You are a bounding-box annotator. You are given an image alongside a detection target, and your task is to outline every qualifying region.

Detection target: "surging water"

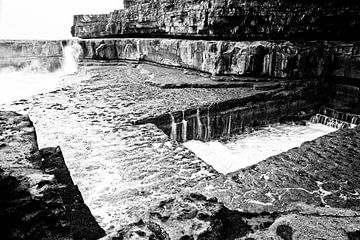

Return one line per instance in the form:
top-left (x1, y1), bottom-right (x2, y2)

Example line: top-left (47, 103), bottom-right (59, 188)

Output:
top-left (183, 123), bottom-right (335, 174)
top-left (169, 112), bottom-right (177, 140)
top-left (181, 110), bottom-right (187, 142)
top-left (310, 114), bottom-right (357, 129)
top-left (0, 42), bottom-right (83, 104)
top-left (61, 42), bottom-right (82, 74)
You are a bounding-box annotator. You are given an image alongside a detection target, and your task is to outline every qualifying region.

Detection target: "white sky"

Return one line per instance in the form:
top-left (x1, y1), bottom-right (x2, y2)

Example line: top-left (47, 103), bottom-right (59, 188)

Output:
top-left (0, 0), bottom-right (123, 39)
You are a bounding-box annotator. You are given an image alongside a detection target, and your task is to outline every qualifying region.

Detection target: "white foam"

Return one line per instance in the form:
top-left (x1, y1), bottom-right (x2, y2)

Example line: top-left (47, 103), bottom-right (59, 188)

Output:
top-left (0, 42), bottom-right (83, 104)
top-left (183, 123), bottom-right (335, 174)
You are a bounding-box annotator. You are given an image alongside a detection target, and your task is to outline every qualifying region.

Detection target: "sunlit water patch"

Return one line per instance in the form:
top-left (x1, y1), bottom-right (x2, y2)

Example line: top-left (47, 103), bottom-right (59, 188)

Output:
top-left (183, 123), bottom-right (336, 174)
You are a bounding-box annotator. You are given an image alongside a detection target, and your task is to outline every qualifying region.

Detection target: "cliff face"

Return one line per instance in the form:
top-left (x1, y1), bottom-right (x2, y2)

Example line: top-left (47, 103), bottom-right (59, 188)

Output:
top-left (72, 0), bottom-right (360, 40)
top-left (70, 0), bottom-right (360, 115)
top-left (78, 39), bottom-right (360, 80)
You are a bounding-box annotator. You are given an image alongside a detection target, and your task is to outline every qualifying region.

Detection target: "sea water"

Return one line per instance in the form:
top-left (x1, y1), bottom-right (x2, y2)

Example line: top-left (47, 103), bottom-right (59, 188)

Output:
top-left (0, 43), bottom-right (82, 104)
top-left (183, 123), bottom-right (336, 174)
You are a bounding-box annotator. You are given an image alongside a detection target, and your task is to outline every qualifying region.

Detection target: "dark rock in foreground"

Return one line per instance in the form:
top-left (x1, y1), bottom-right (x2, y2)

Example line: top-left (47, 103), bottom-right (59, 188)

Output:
top-left (0, 111), bottom-right (105, 240)
top-left (104, 193), bottom-right (275, 240)
top-left (103, 193), bottom-right (360, 240)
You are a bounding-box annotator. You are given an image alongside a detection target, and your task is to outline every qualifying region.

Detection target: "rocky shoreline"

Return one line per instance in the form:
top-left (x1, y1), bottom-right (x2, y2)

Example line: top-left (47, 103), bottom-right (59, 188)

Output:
top-left (1, 0), bottom-right (360, 239)
top-left (1, 64), bottom-right (360, 239)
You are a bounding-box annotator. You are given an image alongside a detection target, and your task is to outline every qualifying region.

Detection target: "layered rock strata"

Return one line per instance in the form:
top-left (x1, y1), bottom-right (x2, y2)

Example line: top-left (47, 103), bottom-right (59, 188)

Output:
top-left (78, 38), bottom-right (360, 114)
top-left (0, 111), bottom-right (105, 239)
top-left (73, 0), bottom-right (360, 40)
top-left (78, 38), bottom-right (360, 79)
top-left (135, 79), bottom-right (325, 142)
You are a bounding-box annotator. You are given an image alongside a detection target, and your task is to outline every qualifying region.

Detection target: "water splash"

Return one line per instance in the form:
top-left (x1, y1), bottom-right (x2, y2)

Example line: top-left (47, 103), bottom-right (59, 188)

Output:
top-left (206, 106), bottom-right (211, 141)
top-left (310, 114), bottom-right (356, 129)
top-left (351, 116), bottom-right (358, 125)
top-left (169, 112), bottom-right (177, 140)
top-left (181, 110), bottom-right (187, 142)
top-left (196, 108), bottom-right (203, 139)
top-left (320, 107), bottom-right (359, 125)
top-left (61, 41), bottom-right (82, 74)
top-left (0, 40), bottom-right (85, 104)
top-left (227, 112), bottom-right (232, 136)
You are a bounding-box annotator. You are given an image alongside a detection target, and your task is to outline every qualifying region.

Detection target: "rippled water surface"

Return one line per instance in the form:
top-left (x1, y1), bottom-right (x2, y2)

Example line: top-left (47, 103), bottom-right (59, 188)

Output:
top-left (183, 123), bottom-right (336, 174)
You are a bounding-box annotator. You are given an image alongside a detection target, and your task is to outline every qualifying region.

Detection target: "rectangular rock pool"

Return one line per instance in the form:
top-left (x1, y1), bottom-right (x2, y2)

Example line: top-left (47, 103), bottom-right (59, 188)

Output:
top-left (183, 123), bottom-right (336, 174)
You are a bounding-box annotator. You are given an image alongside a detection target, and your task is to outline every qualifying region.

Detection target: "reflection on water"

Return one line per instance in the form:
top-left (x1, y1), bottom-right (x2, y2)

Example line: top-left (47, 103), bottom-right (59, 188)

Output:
top-left (183, 123), bottom-right (335, 174)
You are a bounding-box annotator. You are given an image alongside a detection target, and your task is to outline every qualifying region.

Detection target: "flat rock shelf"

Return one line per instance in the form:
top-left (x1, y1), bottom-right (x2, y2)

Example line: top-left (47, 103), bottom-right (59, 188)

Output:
top-left (1, 64), bottom-right (360, 240)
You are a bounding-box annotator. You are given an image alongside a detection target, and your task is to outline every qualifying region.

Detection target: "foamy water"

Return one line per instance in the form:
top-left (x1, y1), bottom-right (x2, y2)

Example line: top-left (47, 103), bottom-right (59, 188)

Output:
top-left (0, 44), bottom-right (83, 104)
top-left (183, 123), bottom-right (336, 174)
top-left (0, 72), bottom-right (69, 104)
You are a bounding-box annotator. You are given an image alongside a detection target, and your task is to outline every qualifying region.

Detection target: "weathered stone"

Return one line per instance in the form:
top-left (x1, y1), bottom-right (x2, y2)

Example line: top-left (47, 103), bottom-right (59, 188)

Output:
top-left (72, 0), bottom-right (360, 41)
top-left (136, 76), bottom-right (326, 142)
top-left (105, 193), bottom-right (276, 240)
top-left (77, 38), bottom-right (360, 80)
top-left (0, 111), bottom-right (105, 240)
top-left (40, 147), bottom-right (106, 240)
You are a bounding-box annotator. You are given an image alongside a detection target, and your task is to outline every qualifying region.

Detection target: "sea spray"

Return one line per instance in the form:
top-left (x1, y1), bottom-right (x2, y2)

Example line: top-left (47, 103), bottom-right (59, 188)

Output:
top-left (0, 40), bottom-right (84, 104)
top-left (181, 110), bottom-right (187, 142)
top-left (227, 112), bottom-right (232, 136)
top-left (61, 41), bottom-right (82, 74)
top-left (310, 113), bottom-right (355, 129)
top-left (196, 108), bottom-right (203, 139)
top-left (169, 112), bottom-right (177, 140)
top-left (206, 106), bottom-right (211, 141)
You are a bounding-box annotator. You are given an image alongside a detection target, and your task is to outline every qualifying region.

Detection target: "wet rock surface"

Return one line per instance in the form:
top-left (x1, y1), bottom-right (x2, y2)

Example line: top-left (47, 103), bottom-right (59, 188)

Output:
top-left (78, 38), bottom-right (360, 79)
top-left (103, 193), bottom-right (360, 240)
top-left (139, 64), bottom-right (282, 90)
top-left (104, 193), bottom-right (278, 240)
top-left (1, 65), bottom-right (261, 232)
top-left (192, 125), bottom-right (360, 214)
top-left (1, 65), bottom-right (360, 239)
top-left (0, 111), bottom-right (105, 239)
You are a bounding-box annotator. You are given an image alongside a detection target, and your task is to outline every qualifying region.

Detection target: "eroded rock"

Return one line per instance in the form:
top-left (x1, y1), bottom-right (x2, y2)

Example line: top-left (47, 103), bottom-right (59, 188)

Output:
top-left (73, 0), bottom-right (360, 41)
top-left (0, 111), bottom-right (105, 240)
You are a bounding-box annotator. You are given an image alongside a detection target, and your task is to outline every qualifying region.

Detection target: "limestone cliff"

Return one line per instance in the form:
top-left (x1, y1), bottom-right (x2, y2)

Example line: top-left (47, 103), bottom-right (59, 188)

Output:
top-left (78, 39), bottom-right (360, 80)
top-left (72, 0), bottom-right (360, 40)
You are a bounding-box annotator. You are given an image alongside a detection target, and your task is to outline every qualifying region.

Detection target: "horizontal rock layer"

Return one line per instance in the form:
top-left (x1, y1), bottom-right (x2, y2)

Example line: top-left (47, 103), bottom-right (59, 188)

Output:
top-left (72, 0), bottom-right (360, 40)
top-left (78, 38), bottom-right (360, 79)
top-left (136, 80), bottom-right (325, 142)
top-left (0, 111), bottom-right (105, 240)
top-left (2, 39), bottom-right (360, 80)
top-left (1, 39), bottom-right (359, 113)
